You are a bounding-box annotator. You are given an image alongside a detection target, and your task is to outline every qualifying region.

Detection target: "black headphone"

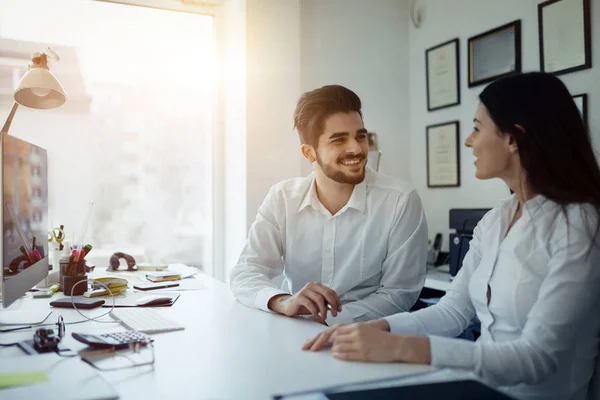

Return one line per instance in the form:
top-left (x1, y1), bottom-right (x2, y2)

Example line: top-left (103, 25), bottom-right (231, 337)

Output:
top-left (107, 252), bottom-right (137, 271)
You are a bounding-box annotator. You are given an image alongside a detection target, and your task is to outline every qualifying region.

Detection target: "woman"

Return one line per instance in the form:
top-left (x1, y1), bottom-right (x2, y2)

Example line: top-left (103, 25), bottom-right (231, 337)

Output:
top-left (303, 72), bottom-right (600, 400)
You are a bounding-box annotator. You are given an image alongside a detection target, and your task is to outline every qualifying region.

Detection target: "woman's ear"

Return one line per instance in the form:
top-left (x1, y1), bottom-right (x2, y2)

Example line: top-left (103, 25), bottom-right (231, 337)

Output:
top-left (507, 124), bottom-right (525, 154)
top-left (301, 144), bottom-right (316, 163)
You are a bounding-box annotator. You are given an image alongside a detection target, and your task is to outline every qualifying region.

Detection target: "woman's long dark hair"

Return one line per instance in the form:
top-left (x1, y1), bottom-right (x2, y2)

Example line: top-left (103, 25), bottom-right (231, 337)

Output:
top-left (480, 72), bottom-right (600, 243)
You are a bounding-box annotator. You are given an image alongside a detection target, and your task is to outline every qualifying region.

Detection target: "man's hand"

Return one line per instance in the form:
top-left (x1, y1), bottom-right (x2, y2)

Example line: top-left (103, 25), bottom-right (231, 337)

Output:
top-left (267, 282), bottom-right (341, 319)
top-left (302, 319), bottom-right (390, 352)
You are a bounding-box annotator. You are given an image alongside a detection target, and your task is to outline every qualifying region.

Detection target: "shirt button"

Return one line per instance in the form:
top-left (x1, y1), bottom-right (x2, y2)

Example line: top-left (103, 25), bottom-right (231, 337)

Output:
top-left (325, 248), bottom-right (331, 253)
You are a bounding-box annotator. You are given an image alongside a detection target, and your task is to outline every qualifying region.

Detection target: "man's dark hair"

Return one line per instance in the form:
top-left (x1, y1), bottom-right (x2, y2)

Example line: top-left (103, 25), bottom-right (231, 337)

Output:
top-left (293, 85), bottom-right (362, 148)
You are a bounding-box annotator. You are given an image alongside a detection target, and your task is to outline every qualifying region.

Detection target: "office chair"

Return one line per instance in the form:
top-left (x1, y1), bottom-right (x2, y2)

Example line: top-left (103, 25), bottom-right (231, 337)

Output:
top-left (589, 344), bottom-right (600, 399)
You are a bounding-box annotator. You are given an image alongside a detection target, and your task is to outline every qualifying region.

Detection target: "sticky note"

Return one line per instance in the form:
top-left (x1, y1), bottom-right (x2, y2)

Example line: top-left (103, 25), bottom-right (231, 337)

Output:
top-left (0, 371), bottom-right (48, 388)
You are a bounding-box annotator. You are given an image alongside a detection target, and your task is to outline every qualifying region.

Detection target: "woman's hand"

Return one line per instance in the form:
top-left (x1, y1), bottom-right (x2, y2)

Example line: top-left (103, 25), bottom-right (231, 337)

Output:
top-left (302, 319), bottom-right (390, 352)
top-left (302, 323), bottom-right (346, 351)
top-left (329, 324), bottom-right (432, 364)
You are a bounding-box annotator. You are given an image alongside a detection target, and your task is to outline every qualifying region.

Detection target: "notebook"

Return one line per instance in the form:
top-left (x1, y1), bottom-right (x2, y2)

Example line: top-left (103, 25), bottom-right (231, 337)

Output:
top-left (326, 380), bottom-right (511, 400)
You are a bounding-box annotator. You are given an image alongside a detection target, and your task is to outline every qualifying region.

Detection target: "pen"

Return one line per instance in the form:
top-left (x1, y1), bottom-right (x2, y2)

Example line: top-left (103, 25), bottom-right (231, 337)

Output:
top-left (326, 302), bottom-right (342, 312)
top-left (82, 244), bottom-right (93, 257)
top-left (32, 249), bottom-right (42, 262)
top-left (75, 203), bottom-right (94, 262)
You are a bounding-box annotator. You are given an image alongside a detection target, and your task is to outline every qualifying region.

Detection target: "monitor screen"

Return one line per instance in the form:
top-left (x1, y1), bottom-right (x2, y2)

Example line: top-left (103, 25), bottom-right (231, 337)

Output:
top-left (2, 134), bottom-right (49, 307)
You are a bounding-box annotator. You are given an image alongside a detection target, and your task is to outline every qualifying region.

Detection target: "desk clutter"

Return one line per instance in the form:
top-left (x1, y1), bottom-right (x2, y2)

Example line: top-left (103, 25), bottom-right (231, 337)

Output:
top-left (0, 261), bottom-right (195, 398)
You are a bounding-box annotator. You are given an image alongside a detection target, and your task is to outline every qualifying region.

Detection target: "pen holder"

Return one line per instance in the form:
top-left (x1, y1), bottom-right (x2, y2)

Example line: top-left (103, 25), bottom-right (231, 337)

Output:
top-left (62, 274), bottom-right (88, 296)
top-left (59, 259), bottom-right (86, 292)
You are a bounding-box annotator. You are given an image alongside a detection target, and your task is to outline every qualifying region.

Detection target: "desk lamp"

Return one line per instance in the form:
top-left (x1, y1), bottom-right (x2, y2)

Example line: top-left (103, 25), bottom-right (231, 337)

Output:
top-left (0, 48), bottom-right (67, 143)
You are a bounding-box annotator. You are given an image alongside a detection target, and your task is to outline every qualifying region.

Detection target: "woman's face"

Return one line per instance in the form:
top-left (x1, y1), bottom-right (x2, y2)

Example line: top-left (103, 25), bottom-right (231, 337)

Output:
top-left (464, 103), bottom-right (516, 180)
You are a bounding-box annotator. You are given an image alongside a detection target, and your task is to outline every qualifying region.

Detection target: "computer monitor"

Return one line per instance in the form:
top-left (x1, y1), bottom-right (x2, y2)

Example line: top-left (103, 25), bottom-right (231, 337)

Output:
top-left (1, 134), bottom-right (49, 308)
top-left (448, 208), bottom-right (490, 277)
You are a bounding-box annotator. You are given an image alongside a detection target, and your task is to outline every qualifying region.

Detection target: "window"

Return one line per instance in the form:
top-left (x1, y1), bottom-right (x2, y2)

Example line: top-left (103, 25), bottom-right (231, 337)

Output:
top-left (0, 0), bottom-right (216, 272)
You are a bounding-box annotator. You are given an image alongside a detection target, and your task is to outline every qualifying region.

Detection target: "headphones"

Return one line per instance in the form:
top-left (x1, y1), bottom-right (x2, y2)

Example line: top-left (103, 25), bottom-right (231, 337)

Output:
top-left (107, 252), bottom-right (137, 271)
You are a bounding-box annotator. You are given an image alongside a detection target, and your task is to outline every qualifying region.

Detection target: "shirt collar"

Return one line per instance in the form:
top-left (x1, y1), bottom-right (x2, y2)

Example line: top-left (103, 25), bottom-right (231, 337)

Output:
top-left (345, 176), bottom-right (367, 213)
top-left (298, 176), bottom-right (320, 213)
top-left (507, 193), bottom-right (551, 218)
top-left (297, 171), bottom-right (369, 215)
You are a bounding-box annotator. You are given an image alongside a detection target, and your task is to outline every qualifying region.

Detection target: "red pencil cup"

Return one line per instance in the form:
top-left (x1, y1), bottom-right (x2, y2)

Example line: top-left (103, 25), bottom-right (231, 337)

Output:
top-left (59, 259), bottom-right (86, 292)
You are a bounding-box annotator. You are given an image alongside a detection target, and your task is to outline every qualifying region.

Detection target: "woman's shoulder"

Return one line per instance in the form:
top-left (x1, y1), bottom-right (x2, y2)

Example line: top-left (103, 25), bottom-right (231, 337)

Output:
top-left (539, 200), bottom-right (600, 249)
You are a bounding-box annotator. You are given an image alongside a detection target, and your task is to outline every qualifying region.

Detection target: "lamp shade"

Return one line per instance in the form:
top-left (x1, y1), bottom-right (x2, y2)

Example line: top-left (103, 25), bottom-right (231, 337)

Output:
top-left (14, 67), bottom-right (66, 109)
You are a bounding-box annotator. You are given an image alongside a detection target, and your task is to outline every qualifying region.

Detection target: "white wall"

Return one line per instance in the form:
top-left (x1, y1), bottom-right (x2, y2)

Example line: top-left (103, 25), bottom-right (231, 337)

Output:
top-left (245, 1), bottom-right (303, 230)
top-left (299, 0), bottom-right (412, 180)
top-left (409, 0), bottom-right (600, 250)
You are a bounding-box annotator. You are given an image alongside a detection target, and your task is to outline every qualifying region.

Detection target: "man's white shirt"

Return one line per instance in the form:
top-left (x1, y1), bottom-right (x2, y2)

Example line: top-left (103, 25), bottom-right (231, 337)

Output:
top-left (230, 167), bottom-right (428, 324)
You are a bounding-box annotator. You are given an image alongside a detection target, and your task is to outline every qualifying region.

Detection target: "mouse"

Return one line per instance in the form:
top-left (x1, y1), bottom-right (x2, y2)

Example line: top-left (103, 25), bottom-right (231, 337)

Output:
top-left (135, 295), bottom-right (172, 307)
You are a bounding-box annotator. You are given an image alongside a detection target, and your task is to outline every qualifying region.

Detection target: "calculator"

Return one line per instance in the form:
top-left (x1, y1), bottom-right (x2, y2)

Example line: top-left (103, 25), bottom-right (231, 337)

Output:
top-left (72, 331), bottom-right (153, 349)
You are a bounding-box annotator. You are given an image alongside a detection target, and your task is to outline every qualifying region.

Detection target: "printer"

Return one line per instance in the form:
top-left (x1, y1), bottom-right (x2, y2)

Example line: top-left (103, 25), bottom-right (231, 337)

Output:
top-left (449, 208), bottom-right (491, 277)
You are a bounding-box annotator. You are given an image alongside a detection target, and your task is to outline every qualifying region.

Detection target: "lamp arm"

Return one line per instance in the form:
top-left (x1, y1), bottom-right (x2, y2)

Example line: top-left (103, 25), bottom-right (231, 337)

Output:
top-left (0, 102), bottom-right (19, 143)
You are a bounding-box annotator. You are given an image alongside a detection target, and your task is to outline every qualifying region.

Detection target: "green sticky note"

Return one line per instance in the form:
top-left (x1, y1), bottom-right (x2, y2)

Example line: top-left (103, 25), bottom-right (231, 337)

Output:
top-left (0, 371), bottom-right (48, 388)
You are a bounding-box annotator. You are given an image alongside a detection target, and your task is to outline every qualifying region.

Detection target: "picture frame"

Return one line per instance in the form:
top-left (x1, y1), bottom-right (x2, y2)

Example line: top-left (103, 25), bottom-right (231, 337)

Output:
top-left (573, 93), bottom-right (588, 129)
top-left (539, 0), bottom-right (592, 76)
top-left (468, 20), bottom-right (521, 87)
top-left (426, 38), bottom-right (460, 111)
top-left (426, 121), bottom-right (460, 188)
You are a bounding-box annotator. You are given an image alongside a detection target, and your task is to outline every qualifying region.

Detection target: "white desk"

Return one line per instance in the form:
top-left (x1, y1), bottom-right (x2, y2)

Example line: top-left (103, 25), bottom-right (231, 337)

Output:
top-left (1, 271), bottom-right (437, 400)
top-left (424, 264), bottom-right (453, 292)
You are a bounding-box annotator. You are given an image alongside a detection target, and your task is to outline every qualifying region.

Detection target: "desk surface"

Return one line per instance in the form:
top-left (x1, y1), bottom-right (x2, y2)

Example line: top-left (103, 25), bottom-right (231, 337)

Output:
top-left (1, 271), bottom-right (434, 400)
top-left (424, 264), bottom-right (453, 292)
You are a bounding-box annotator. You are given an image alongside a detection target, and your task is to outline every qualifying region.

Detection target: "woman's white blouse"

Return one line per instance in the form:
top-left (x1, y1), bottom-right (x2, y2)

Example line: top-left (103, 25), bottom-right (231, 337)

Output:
top-left (385, 195), bottom-right (600, 400)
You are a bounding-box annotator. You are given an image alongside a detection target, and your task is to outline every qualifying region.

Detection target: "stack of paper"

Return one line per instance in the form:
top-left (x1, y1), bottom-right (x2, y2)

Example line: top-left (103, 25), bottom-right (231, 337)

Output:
top-left (146, 271), bottom-right (181, 283)
top-left (84, 276), bottom-right (128, 297)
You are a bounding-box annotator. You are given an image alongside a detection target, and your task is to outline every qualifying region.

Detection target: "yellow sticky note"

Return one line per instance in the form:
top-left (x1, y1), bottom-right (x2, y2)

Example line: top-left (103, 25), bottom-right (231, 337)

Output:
top-left (0, 371), bottom-right (48, 388)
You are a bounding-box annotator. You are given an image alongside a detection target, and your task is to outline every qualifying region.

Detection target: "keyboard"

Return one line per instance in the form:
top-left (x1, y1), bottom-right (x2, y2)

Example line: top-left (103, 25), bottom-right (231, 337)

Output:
top-left (110, 308), bottom-right (185, 334)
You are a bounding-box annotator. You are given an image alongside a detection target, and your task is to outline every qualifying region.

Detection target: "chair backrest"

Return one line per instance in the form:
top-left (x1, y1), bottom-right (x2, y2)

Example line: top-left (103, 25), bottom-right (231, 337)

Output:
top-left (589, 347), bottom-right (600, 399)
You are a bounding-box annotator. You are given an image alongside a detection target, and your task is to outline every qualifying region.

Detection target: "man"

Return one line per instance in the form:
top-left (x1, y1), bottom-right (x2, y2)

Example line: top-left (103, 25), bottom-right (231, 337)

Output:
top-left (230, 85), bottom-right (428, 325)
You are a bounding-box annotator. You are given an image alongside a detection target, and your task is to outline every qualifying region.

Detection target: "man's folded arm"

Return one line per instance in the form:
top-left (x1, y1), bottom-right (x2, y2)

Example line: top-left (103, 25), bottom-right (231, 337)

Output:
top-left (326, 190), bottom-right (428, 325)
top-left (230, 189), bottom-right (287, 312)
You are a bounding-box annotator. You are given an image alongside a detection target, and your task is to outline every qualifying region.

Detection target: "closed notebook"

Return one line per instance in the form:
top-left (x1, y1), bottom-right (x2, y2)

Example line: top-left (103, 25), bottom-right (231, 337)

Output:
top-left (323, 380), bottom-right (512, 400)
top-left (146, 271), bottom-right (181, 282)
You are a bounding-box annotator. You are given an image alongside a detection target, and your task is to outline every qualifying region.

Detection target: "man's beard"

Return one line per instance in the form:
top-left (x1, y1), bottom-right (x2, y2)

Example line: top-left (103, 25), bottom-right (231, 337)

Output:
top-left (315, 151), bottom-right (367, 185)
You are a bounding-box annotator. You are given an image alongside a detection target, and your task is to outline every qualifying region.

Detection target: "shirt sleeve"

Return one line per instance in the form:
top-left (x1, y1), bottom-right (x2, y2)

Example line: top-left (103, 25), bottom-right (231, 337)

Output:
top-left (326, 190), bottom-right (428, 325)
top-left (404, 208), bottom-right (600, 387)
top-left (384, 207), bottom-right (488, 336)
top-left (229, 187), bottom-right (288, 312)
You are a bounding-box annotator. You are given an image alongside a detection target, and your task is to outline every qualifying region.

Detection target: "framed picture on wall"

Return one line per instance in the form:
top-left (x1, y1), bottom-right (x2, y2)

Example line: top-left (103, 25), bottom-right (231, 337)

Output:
top-left (426, 121), bottom-right (460, 188)
top-left (426, 38), bottom-right (460, 111)
top-left (539, 0), bottom-right (592, 75)
top-left (573, 93), bottom-right (588, 129)
top-left (468, 20), bottom-right (521, 87)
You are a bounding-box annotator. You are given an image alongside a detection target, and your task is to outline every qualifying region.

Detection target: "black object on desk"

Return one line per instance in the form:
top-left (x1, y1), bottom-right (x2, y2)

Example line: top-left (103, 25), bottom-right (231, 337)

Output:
top-left (50, 297), bottom-right (105, 309)
top-left (324, 380), bottom-right (513, 400)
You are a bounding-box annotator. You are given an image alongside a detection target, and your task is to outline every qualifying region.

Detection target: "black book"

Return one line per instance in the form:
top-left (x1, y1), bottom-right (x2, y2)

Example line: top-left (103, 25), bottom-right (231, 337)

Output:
top-left (324, 380), bottom-right (513, 400)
